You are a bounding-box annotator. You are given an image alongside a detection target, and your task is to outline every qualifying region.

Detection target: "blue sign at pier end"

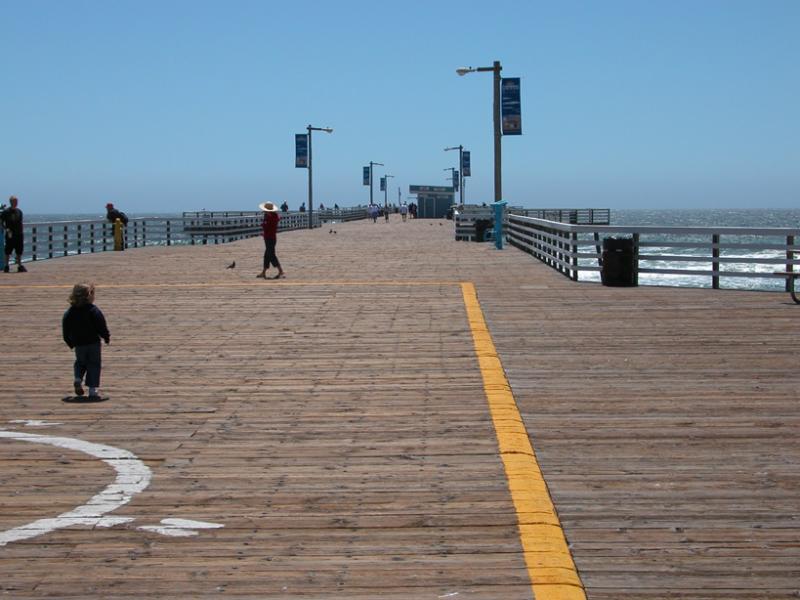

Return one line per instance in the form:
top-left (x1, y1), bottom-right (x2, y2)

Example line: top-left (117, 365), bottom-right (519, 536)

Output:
top-left (363, 166), bottom-right (370, 186)
top-left (501, 78), bottom-right (522, 135)
top-left (295, 134), bottom-right (308, 168)
top-left (461, 151), bottom-right (471, 177)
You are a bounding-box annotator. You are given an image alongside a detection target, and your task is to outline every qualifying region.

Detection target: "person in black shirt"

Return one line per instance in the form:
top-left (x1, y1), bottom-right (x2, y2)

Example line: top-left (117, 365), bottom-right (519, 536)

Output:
top-left (62, 282), bottom-right (111, 399)
top-left (1, 196), bottom-right (26, 273)
top-left (105, 202), bottom-right (128, 225)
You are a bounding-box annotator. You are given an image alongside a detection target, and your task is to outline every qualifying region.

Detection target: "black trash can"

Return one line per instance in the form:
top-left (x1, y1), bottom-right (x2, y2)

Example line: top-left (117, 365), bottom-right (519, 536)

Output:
top-left (474, 219), bottom-right (491, 242)
top-left (601, 237), bottom-right (636, 286)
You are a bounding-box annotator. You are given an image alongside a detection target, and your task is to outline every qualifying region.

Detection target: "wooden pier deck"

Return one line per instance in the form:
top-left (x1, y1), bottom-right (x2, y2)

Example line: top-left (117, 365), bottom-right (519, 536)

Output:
top-left (1, 216), bottom-right (798, 599)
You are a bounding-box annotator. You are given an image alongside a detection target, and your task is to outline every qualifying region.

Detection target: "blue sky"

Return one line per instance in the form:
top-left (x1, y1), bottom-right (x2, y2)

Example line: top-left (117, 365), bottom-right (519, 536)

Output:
top-left (1, 0), bottom-right (798, 214)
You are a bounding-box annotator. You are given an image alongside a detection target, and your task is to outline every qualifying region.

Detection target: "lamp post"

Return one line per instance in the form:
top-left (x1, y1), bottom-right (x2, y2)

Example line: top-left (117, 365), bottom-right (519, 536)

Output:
top-left (444, 145), bottom-right (465, 205)
top-left (306, 125), bottom-right (333, 229)
top-left (456, 61), bottom-right (502, 203)
top-left (369, 161), bottom-right (384, 206)
top-left (443, 167), bottom-right (457, 189)
top-left (383, 174), bottom-right (394, 208)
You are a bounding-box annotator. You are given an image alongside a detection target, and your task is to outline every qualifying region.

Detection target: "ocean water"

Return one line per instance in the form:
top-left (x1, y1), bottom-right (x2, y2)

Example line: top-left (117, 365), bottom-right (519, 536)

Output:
top-left (24, 213), bottom-right (182, 223)
top-left (612, 208), bottom-right (800, 229)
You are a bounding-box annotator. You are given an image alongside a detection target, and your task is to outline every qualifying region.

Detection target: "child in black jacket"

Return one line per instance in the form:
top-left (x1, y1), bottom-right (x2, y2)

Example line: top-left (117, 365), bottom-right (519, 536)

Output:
top-left (62, 283), bottom-right (110, 399)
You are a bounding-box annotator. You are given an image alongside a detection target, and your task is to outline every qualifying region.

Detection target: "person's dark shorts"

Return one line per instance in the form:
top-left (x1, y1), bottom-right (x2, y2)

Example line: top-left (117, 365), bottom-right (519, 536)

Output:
top-left (4, 234), bottom-right (23, 256)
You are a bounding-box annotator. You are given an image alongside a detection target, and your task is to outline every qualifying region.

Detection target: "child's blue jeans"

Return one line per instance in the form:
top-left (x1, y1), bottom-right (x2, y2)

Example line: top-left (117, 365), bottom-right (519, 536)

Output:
top-left (74, 342), bottom-right (102, 388)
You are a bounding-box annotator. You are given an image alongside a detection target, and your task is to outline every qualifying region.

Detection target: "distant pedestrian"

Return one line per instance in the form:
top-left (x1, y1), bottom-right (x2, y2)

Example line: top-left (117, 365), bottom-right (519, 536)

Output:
top-left (1, 196), bottom-right (26, 273)
top-left (400, 203), bottom-right (408, 222)
top-left (0, 200), bottom-right (5, 261)
top-left (384, 206), bottom-right (390, 222)
top-left (105, 202), bottom-right (129, 225)
top-left (369, 204), bottom-right (379, 223)
top-left (257, 201), bottom-right (285, 280)
top-left (105, 203), bottom-right (129, 250)
top-left (319, 203), bottom-right (325, 210)
top-left (62, 282), bottom-right (110, 400)
top-left (299, 202), bottom-right (306, 213)
top-left (280, 201), bottom-right (289, 212)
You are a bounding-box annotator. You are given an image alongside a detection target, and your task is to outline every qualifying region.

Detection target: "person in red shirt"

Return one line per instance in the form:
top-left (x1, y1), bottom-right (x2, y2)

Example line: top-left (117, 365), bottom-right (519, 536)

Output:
top-left (257, 201), bottom-right (285, 279)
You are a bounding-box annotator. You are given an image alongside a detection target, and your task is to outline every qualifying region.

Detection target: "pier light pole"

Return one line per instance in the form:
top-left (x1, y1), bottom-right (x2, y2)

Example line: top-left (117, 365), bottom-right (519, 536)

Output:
top-left (443, 167), bottom-right (456, 186)
top-left (307, 125), bottom-right (333, 229)
top-left (369, 161), bottom-right (384, 206)
top-left (456, 61), bottom-right (502, 203)
top-left (383, 174), bottom-right (394, 208)
top-left (444, 145), bottom-right (465, 205)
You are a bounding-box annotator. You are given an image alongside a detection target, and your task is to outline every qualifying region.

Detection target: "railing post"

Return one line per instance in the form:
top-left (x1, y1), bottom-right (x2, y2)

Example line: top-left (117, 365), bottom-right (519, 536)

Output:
top-left (48, 225), bottom-right (53, 258)
top-left (571, 231), bottom-right (579, 281)
top-left (594, 232), bottom-right (601, 270)
top-left (787, 235), bottom-right (795, 292)
top-left (712, 233), bottom-right (720, 289)
top-left (556, 230), bottom-right (562, 273)
top-left (90, 223), bottom-right (95, 253)
top-left (633, 233), bottom-right (640, 286)
top-left (31, 226), bottom-right (37, 261)
top-left (167, 220), bottom-right (172, 246)
top-left (63, 225), bottom-right (68, 256)
top-left (77, 224), bottom-right (82, 255)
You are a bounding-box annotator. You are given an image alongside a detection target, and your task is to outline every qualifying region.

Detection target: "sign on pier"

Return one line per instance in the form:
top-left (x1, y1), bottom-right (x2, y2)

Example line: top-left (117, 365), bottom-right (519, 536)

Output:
top-left (295, 134), bottom-right (308, 168)
top-left (501, 78), bottom-right (522, 135)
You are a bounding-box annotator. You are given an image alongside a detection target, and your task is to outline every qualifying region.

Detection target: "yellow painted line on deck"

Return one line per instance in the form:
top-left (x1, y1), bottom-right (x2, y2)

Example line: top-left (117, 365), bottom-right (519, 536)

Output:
top-left (461, 282), bottom-right (586, 600)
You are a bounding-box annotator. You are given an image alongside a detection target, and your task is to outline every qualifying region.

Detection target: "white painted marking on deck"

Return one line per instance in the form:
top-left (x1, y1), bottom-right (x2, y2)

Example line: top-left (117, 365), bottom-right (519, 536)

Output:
top-left (9, 420), bottom-right (63, 427)
top-left (138, 518), bottom-right (224, 537)
top-left (0, 429), bottom-right (152, 546)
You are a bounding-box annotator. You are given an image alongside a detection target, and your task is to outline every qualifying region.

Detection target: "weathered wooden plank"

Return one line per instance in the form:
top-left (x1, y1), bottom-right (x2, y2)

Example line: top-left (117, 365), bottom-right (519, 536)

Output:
top-left (1, 216), bottom-right (798, 598)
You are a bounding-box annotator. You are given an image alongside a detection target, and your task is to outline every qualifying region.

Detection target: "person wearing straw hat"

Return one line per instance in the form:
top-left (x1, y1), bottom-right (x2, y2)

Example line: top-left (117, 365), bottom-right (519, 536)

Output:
top-left (256, 201), bottom-right (285, 280)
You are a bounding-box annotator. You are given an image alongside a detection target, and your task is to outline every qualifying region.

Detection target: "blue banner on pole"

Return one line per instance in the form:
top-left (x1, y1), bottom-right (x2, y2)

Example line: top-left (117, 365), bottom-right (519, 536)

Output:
top-left (380, 176), bottom-right (386, 192)
top-left (501, 78), bottom-right (522, 135)
top-left (461, 151), bottom-right (471, 177)
top-left (295, 134), bottom-right (308, 168)
top-left (453, 170), bottom-right (459, 191)
top-left (363, 166), bottom-right (370, 186)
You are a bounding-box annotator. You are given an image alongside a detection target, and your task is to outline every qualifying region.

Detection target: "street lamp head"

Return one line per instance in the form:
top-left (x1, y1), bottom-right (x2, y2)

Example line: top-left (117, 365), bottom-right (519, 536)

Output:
top-left (456, 67), bottom-right (474, 76)
top-left (323, 128), bottom-right (333, 134)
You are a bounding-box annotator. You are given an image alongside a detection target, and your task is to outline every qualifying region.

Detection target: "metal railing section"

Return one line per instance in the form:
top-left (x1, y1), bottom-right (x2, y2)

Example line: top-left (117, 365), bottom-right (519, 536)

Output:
top-left (509, 207), bottom-right (611, 225)
top-left (507, 215), bottom-right (800, 290)
top-left (23, 209), bottom-right (369, 263)
top-left (455, 206), bottom-right (610, 241)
